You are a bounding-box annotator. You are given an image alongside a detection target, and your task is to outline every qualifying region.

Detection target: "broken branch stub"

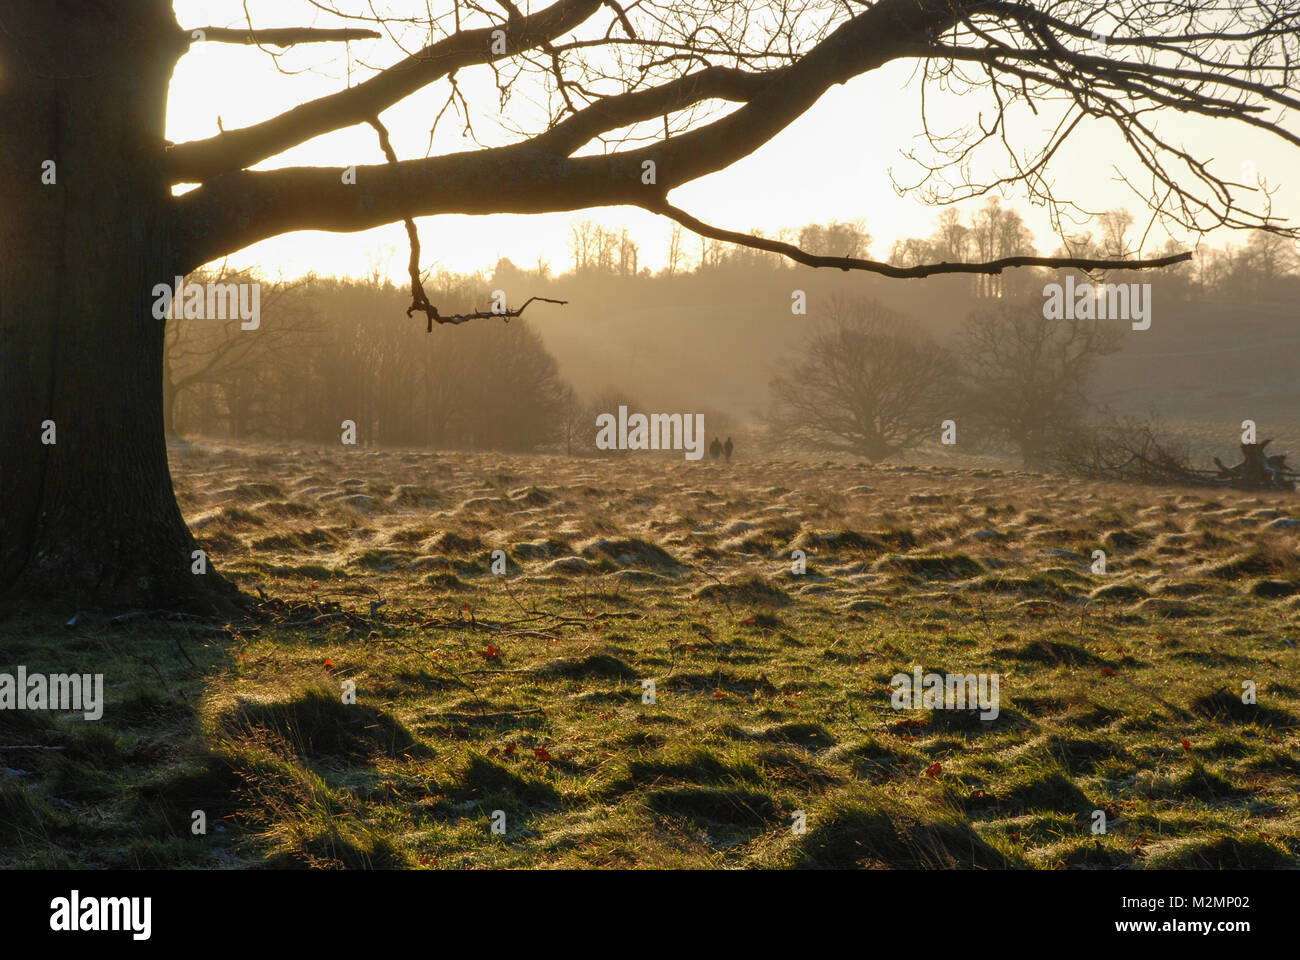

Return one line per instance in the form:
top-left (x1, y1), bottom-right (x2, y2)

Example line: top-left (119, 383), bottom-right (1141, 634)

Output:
top-left (366, 117), bottom-right (567, 330)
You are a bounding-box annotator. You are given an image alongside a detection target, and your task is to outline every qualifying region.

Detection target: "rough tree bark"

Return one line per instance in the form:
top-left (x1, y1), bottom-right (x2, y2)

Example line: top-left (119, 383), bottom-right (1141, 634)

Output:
top-left (0, 3), bottom-right (240, 613)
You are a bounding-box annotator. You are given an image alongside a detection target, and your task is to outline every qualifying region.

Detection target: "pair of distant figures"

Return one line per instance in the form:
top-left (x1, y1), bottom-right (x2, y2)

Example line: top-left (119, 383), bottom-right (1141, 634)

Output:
top-left (708, 437), bottom-right (734, 462)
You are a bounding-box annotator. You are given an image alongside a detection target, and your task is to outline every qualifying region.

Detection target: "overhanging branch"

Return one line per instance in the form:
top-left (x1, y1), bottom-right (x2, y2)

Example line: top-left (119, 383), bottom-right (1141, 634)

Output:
top-left (170, 0), bottom-right (1297, 275)
top-left (173, 0), bottom-right (956, 265)
top-left (186, 27), bottom-right (381, 46)
top-left (168, 0), bottom-right (606, 183)
top-left (645, 199), bottom-right (1194, 278)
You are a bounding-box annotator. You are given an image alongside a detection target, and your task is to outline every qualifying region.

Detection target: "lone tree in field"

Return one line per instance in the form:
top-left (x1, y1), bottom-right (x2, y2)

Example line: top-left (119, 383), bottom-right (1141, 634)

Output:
top-left (768, 297), bottom-right (959, 460)
top-left (4, 1), bottom-right (1300, 611)
top-left (961, 299), bottom-right (1122, 469)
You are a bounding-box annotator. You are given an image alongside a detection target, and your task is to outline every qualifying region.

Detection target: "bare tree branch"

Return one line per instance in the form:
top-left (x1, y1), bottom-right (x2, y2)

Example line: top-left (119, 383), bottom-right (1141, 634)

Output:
top-left (168, 0), bottom-right (607, 183)
top-left (168, 0), bottom-right (1300, 279)
top-left (430, 295), bottom-right (570, 326)
top-left (647, 200), bottom-right (1193, 278)
top-left (186, 26), bottom-right (381, 46)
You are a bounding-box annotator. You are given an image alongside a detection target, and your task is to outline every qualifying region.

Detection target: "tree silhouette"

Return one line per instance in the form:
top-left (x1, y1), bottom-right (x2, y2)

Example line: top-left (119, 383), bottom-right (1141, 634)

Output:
top-left (961, 300), bottom-right (1122, 468)
top-left (769, 297), bottom-right (960, 460)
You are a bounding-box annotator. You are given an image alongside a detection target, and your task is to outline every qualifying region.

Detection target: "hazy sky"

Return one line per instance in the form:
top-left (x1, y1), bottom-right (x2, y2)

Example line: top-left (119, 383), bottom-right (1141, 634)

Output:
top-left (169, 1), bottom-right (1300, 281)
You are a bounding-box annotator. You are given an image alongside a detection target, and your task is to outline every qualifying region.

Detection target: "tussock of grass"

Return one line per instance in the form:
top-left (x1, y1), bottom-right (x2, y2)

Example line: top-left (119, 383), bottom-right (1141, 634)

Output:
top-left (617, 748), bottom-right (760, 791)
top-left (1103, 529), bottom-right (1149, 550)
top-left (390, 485), bottom-right (441, 507)
top-left (1167, 762), bottom-right (1249, 801)
top-left (1205, 541), bottom-right (1299, 579)
top-left (580, 537), bottom-right (683, 570)
top-left (1134, 597), bottom-right (1201, 618)
top-left (998, 767), bottom-right (1093, 815)
top-left (874, 552), bottom-right (983, 579)
top-left (0, 783), bottom-right (69, 850)
top-left (1190, 688), bottom-right (1295, 727)
top-left (509, 486), bottom-right (554, 507)
top-left (644, 786), bottom-right (780, 828)
top-left (427, 531), bottom-right (484, 554)
top-left (823, 737), bottom-right (921, 781)
top-left (1144, 835), bottom-right (1293, 869)
top-left (538, 654), bottom-right (638, 681)
top-left (965, 573), bottom-right (1073, 599)
top-left (695, 574), bottom-right (792, 607)
top-left (511, 537), bottom-right (573, 560)
top-left (993, 637), bottom-right (1106, 667)
top-left (191, 505), bottom-right (265, 528)
top-left (439, 754), bottom-right (561, 812)
top-left (726, 722), bottom-right (837, 750)
top-left (255, 500), bottom-right (318, 519)
top-left (793, 529), bottom-right (879, 553)
top-left (1090, 582), bottom-right (1149, 601)
top-left (784, 790), bottom-right (1015, 869)
top-left (1033, 734), bottom-right (1131, 775)
top-left (1250, 578), bottom-right (1298, 597)
top-left (219, 689), bottom-right (432, 763)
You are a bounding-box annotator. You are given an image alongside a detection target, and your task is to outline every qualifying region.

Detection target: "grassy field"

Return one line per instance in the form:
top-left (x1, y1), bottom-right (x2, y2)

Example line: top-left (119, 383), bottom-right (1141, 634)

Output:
top-left (3, 439), bottom-right (1299, 869)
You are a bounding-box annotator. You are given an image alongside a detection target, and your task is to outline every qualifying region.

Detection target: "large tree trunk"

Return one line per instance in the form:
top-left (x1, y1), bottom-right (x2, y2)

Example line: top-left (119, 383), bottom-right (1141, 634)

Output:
top-left (0, 3), bottom-right (240, 614)
top-left (163, 377), bottom-right (180, 438)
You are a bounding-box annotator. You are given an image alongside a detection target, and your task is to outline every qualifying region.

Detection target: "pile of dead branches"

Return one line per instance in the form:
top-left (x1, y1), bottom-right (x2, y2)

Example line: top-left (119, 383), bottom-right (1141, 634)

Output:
top-left (1057, 419), bottom-right (1297, 491)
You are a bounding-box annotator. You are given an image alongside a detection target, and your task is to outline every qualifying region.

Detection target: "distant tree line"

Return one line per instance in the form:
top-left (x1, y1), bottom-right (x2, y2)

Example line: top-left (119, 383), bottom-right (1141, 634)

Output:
top-left (167, 268), bottom-right (571, 450)
top-left (167, 208), bottom-right (1298, 457)
top-left (763, 205), bottom-right (1300, 469)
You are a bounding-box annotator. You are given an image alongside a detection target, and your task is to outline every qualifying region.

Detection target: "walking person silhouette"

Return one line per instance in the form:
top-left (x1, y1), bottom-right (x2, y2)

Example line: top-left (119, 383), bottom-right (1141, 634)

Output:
top-left (709, 437), bottom-right (722, 460)
top-left (723, 437), bottom-right (734, 462)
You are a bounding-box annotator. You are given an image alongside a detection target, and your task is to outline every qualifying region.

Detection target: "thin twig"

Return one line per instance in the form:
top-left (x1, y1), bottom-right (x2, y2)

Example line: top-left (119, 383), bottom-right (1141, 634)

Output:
top-left (428, 708), bottom-right (545, 722)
